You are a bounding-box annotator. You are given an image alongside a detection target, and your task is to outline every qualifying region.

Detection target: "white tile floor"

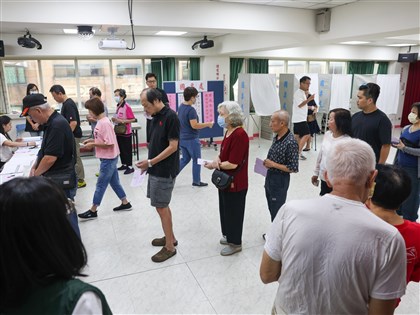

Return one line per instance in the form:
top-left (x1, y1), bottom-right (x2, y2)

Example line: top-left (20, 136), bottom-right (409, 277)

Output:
top-left (75, 135), bottom-right (419, 314)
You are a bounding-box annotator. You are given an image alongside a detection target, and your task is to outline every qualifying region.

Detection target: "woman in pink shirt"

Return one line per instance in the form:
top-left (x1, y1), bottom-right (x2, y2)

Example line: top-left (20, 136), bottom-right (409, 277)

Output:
top-left (112, 88), bottom-right (136, 174)
top-left (78, 98), bottom-right (132, 220)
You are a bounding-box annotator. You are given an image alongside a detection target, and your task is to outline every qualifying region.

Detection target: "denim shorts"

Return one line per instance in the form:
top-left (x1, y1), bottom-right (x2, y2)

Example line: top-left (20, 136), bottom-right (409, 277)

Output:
top-left (147, 174), bottom-right (176, 208)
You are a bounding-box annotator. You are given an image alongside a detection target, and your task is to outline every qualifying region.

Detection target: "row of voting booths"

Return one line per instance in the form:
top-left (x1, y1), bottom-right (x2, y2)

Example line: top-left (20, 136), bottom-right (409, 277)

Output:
top-left (237, 73), bottom-right (401, 141)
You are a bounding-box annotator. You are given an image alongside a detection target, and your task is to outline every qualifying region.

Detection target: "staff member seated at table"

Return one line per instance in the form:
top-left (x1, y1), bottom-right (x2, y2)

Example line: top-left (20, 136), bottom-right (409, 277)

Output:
top-left (0, 115), bottom-right (36, 171)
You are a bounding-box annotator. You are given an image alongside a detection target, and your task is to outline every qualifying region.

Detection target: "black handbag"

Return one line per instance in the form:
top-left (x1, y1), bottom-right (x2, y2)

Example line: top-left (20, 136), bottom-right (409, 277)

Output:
top-left (211, 169), bottom-right (234, 190)
top-left (211, 159), bottom-right (245, 190)
top-left (44, 169), bottom-right (77, 190)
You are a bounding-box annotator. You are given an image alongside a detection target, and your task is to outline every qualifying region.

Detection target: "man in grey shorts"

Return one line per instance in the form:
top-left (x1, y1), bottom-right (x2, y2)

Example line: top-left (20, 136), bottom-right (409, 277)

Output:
top-left (136, 88), bottom-right (180, 263)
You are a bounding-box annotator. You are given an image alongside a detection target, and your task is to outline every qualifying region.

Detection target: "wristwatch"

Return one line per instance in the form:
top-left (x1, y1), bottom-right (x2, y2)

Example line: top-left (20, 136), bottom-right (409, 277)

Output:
top-left (148, 159), bottom-right (152, 168)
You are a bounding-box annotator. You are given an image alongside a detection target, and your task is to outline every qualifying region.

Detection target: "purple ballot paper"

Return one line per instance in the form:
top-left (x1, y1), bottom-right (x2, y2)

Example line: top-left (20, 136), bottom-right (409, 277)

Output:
top-left (254, 158), bottom-right (267, 177)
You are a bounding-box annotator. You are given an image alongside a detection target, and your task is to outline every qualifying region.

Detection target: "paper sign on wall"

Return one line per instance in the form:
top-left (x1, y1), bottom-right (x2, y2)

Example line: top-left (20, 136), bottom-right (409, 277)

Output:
top-left (202, 91), bottom-right (215, 123)
top-left (167, 93), bottom-right (177, 111)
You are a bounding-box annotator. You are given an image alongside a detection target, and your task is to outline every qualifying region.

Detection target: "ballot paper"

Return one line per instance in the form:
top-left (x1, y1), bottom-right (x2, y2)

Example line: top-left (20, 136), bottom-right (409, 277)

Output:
top-left (131, 169), bottom-right (146, 187)
top-left (197, 158), bottom-right (213, 165)
top-left (254, 157), bottom-right (267, 177)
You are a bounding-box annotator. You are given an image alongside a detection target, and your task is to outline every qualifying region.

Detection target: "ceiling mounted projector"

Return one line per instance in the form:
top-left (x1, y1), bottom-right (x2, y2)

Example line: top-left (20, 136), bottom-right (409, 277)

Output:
top-left (98, 26), bottom-right (127, 50)
top-left (17, 30), bottom-right (42, 50)
top-left (98, 39), bottom-right (127, 50)
top-left (192, 36), bottom-right (214, 50)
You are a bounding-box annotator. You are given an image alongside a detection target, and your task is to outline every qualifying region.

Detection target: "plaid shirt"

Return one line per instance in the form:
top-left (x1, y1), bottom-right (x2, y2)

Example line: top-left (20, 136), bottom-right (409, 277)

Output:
top-left (266, 130), bottom-right (299, 174)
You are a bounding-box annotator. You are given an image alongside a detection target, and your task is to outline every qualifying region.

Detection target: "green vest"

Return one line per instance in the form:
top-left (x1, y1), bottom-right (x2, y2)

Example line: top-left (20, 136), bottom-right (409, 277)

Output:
top-left (6, 278), bottom-right (112, 315)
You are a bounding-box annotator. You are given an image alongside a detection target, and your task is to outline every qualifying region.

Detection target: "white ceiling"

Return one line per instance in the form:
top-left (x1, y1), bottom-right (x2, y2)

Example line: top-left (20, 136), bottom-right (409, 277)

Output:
top-left (0, 0), bottom-right (418, 56)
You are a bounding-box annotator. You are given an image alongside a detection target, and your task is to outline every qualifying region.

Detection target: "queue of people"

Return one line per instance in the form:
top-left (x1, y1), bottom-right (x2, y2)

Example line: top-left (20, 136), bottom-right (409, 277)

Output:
top-left (1, 77), bottom-right (419, 314)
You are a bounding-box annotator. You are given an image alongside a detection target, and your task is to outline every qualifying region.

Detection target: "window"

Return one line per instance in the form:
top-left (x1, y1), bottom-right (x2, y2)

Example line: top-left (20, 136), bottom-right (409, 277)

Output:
top-left (2, 60), bottom-right (40, 112)
top-left (178, 60), bottom-right (189, 80)
top-left (53, 64), bottom-right (76, 78)
top-left (328, 62), bottom-right (345, 74)
top-left (287, 60), bottom-right (306, 74)
top-left (112, 59), bottom-right (145, 107)
top-left (309, 61), bottom-right (327, 74)
top-left (269, 60), bottom-right (285, 91)
top-left (78, 60), bottom-right (111, 108)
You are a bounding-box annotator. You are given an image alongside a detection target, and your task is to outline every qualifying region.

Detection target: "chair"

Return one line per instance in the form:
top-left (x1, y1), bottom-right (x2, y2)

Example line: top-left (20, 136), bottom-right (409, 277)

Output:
top-left (16, 124), bottom-right (26, 137)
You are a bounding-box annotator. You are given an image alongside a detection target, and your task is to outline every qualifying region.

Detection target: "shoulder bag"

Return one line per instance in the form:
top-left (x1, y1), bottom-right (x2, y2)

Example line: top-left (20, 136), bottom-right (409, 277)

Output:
top-left (114, 123), bottom-right (127, 135)
top-left (211, 159), bottom-right (244, 190)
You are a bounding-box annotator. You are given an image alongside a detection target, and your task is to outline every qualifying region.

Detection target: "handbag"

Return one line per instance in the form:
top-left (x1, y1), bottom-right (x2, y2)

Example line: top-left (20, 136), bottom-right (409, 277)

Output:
top-left (114, 123), bottom-right (127, 135)
top-left (211, 159), bottom-right (245, 190)
top-left (44, 169), bottom-right (76, 190)
top-left (211, 169), bottom-right (234, 190)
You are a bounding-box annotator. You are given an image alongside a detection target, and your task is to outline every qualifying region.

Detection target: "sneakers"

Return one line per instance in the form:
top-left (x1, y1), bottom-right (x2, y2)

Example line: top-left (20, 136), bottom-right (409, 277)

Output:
top-left (117, 165), bottom-right (127, 171)
top-left (95, 172), bottom-right (99, 177)
top-left (220, 236), bottom-right (228, 245)
top-left (299, 154), bottom-right (307, 160)
top-left (113, 202), bottom-right (132, 211)
top-left (77, 180), bottom-right (87, 188)
top-left (192, 182), bottom-right (208, 187)
top-left (303, 148), bottom-right (310, 151)
top-left (152, 236), bottom-right (178, 247)
top-left (124, 167), bottom-right (134, 175)
top-left (220, 244), bottom-right (242, 256)
top-left (78, 209), bottom-right (97, 220)
top-left (151, 247), bottom-right (177, 263)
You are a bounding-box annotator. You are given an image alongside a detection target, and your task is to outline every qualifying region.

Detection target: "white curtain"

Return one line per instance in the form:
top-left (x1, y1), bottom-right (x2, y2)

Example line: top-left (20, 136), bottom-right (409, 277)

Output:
top-left (250, 74), bottom-right (280, 115)
top-left (330, 74), bottom-right (352, 110)
top-left (376, 74), bottom-right (400, 115)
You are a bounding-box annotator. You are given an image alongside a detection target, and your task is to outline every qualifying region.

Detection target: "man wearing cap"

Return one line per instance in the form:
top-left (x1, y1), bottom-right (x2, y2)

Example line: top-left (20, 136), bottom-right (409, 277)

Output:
top-left (22, 93), bottom-right (80, 238)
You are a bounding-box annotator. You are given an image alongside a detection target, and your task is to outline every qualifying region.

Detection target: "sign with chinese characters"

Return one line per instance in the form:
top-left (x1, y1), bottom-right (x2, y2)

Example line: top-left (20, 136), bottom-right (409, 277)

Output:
top-left (167, 93), bottom-right (177, 111)
top-left (175, 80), bottom-right (207, 93)
top-left (202, 91), bottom-right (215, 123)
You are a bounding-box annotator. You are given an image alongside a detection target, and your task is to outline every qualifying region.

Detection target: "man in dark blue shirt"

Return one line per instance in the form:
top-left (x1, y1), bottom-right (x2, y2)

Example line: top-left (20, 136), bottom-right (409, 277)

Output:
top-left (264, 110), bottom-right (299, 222)
top-left (178, 87), bottom-right (213, 187)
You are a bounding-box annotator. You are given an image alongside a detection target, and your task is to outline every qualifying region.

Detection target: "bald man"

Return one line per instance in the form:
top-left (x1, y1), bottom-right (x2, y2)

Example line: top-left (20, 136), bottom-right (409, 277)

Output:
top-left (263, 110), bottom-right (299, 222)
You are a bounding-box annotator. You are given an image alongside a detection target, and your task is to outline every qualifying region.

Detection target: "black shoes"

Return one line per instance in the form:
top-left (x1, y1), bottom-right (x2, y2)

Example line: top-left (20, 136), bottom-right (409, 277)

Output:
top-left (124, 167), bottom-right (134, 175)
top-left (78, 210), bottom-right (98, 220)
top-left (117, 165), bottom-right (128, 171)
top-left (113, 202), bottom-right (132, 211)
top-left (192, 182), bottom-right (208, 187)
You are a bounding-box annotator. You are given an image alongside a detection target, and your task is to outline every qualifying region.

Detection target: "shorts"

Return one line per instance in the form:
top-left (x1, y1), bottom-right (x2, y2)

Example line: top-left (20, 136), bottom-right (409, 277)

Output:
top-left (147, 174), bottom-right (176, 208)
top-left (293, 121), bottom-right (310, 138)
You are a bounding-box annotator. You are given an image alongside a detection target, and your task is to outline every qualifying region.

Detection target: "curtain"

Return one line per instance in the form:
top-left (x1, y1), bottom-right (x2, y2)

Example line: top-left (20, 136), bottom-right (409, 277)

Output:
top-left (377, 62), bottom-right (388, 74)
top-left (347, 61), bottom-right (374, 74)
top-left (230, 58), bottom-right (244, 101)
top-left (189, 58), bottom-right (200, 80)
top-left (151, 57), bottom-right (176, 88)
top-left (248, 58), bottom-right (269, 74)
top-left (401, 61), bottom-right (420, 127)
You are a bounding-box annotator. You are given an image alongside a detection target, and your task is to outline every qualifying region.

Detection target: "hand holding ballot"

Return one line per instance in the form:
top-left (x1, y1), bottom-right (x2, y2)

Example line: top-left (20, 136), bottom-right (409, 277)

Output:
top-left (254, 158), bottom-right (268, 177)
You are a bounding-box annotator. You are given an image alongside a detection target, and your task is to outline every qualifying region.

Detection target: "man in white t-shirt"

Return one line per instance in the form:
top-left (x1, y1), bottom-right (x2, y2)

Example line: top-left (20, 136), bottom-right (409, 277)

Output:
top-left (292, 76), bottom-right (313, 160)
top-left (260, 138), bottom-right (406, 315)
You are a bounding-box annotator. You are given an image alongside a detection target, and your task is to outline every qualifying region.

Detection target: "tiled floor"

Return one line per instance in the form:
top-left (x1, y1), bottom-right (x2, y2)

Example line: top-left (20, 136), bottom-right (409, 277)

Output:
top-left (75, 135), bottom-right (419, 314)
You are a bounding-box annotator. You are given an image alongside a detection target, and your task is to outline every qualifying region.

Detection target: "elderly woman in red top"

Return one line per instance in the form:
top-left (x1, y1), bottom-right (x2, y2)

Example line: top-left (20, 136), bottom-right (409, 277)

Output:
top-left (205, 101), bottom-right (249, 256)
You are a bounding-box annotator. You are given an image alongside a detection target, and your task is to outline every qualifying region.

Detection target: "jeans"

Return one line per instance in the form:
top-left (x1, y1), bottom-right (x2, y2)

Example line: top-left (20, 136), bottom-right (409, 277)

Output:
top-left (64, 186), bottom-right (80, 239)
top-left (179, 138), bottom-right (202, 184)
top-left (397, 165), bottom-right (419, 222)
top-left (93, 156), bottom-right (127, 206)
top-left (265, 171), bottom-right (290, 222)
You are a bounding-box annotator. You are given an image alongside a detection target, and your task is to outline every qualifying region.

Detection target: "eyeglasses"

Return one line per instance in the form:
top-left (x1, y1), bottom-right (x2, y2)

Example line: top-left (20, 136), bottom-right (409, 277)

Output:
top-left (146, 80), bottom-right (157, 83)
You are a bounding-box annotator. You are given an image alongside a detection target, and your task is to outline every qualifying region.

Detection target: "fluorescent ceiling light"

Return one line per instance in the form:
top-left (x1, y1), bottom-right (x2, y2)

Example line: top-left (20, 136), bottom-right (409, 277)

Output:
top-left (63, 29), bottom-right (77, 34)
top-left (63, 28), bottom-right (95, 35)
top-left (387, 43), bottom-right (416, 47)
top-left (340, 41), bottom-right (370, 45)
top-left (156, 31), bottom-right (187, 36)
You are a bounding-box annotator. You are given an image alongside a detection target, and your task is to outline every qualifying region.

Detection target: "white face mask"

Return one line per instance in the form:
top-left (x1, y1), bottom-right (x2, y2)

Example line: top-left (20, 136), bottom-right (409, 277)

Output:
top-left (114, 96), bottom-right (120, 103)
top-left (30, 90), bottom-right (38, 95)
top-left (408, 112), bottom-right (418, 124)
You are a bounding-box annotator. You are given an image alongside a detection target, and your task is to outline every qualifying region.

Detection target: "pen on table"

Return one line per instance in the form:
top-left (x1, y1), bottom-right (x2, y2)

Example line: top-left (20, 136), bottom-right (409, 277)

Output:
top-left (6, 174), bottom-right (16, 179)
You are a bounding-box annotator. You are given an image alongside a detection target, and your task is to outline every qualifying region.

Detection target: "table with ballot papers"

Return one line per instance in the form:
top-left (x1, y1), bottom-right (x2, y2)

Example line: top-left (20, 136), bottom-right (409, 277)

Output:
top-left (0, 136), bottom-right (42, 184)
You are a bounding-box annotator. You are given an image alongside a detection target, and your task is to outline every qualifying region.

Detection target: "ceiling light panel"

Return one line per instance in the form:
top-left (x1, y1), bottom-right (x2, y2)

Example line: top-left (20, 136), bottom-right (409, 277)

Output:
top-left (156, 31), bottom-right (187, 36)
